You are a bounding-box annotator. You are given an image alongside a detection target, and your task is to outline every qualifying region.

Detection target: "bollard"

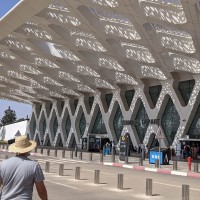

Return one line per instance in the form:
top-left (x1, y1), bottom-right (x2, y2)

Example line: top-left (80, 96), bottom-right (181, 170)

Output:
top-left (2, 145), bottom-right (4, 149)
top-left (112, 154), bottom-right (115, 163)
top-left (45, 162), bottom-right (50, 173)
top-left (94, 170), bottom-right (100, 184)
top-left (75, 146), bottom-right (78, 157)
top-left (54, 150), bottom-right (57, 157)
top-left (34, 148), bottom-right (37, 153)
top-left (59, 164), bottom-right (64, 176)
top-left (182, 184), bottom-right (189, 200)
top-left (89, 153), bottom-right (92, 161)
top-left (111, 147), bottom-right (116, 156)
top-left (79, 151), bottom-right (82, 160)
top-left (146, 178), bottom-right (152, 196)
top-left (6, 145), bottom-right (8, 150)
top-left (62, 150), bottom-right (65, 158)
top-left (173, 160), bottom-right (177, 170)
top-left (194, 163), bottom-right (198, 173)
top-left (117, 174), bottom-right (124, 190)
top-left (139, 158), bottom-right (143, 166)
top-left (103, 146), bottom-right (106, 156)
top-left (70, 151), bottom-right (73, 159)
top-left (155, 159), bottom-right (159, 168)
top-left (125, 156), bottom-right (128, 164)
top-left (5, 155), bottom-right (8, 159)
top-left (100, 153), bottom-right (103, 163)
top-left (75, 167), bottom-right (80, 180)
top-left (47, 149), bottom-right (50, 156)
top-left (40, 148), bottom-right (43, 154)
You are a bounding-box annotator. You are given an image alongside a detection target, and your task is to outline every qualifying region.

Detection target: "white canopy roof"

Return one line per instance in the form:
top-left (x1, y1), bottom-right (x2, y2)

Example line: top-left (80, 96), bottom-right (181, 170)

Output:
top-left (0, 0), bottom-right (199, 104)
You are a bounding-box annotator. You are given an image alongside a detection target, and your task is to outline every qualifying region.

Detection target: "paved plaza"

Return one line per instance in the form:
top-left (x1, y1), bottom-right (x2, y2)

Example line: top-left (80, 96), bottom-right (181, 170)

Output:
top-left (1, 147), bottom-right (200, 200)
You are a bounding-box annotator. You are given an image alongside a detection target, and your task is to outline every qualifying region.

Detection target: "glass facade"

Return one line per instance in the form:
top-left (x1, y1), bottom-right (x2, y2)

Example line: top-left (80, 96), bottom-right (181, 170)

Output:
top-left (33, 120), bottom-right (36, 134)
top-left (161, 97), bottom-right (180, 145)
top-left (79, 113), bottom-right (86, 137)
top-left (106, 93), bottom-right (113, 109)
top-left (42, 119), bottom-right (46, 138)
top-left (89, 96), bottom-right (94, 110)
top-left (125, 89), bottom-right (135, 108)
top-left (149, 85), bottom-right (162, 107)
top-left (58, 136), bottom-right (63, 147)
top-left (113, 104), bottom-right (124, 141)
top-left (61, 101), bottom-right (65, 111)
top-left (91, 108), bottom-right (107, 134)
top-left (135, 102), bottom-right (149, 143)
top-left (178, 79), bottom-right (195, 105)
top-left (65, 116), bottom-right (71, 139)
top-left (46, 135), bottom-right (51, 146)
top-left (74, 99), bottom-right (79, 111)
top-left (53, 117), bottom-right (58, 138)
top-left (50, 103), bottom-right (53, 112)
top-left (188, 104), bottom-right (200, 138)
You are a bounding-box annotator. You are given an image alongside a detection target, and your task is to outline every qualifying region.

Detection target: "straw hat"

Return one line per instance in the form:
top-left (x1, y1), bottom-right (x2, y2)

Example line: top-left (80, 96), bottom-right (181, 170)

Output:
top-left (9, 135), bottom-right (37, 153)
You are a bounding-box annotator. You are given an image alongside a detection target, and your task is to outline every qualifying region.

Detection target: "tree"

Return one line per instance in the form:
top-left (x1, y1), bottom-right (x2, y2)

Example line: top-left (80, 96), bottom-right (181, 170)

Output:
top-left (1, 106), bottom-right (17, 126)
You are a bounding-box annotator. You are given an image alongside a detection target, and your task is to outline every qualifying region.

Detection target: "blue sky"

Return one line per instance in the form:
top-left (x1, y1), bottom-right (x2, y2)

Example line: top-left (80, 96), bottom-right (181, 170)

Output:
top-left (0, 100), bottom-right (32, 119)
top-left (0, 0), bottom-right (21, 19)
top-left (0, 0), bottom-right (32, 120)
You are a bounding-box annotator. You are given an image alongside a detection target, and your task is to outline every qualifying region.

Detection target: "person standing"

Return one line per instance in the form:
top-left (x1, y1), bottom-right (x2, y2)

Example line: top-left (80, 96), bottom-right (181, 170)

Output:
top-left (0, 135), bottom-right (48, 200)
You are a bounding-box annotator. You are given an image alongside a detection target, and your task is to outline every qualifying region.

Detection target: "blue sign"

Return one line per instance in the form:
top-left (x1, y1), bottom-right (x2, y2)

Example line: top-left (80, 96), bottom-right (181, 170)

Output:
top-left (149, 150), bottom-right (163, 164)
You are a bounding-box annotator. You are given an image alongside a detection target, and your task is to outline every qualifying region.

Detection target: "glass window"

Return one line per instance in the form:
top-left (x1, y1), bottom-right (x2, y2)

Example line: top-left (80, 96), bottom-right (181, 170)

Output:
top-left (113, 105), bottom-right (124, 141)
top-left (125, 89), bottom-right (135, 108)
top-left (53, 117), bottom-right (58, 137)
top-left (188, 104), bottom-right (200, 138)
top-left (161, 97), bottom-right (180, 145)
top-left (149, 85), bottom-right (162, 107)
top-left (42, 119), bottom-right (46, 138)
top-left (61, 101), bottom-right (65, 111)
top-left (135, 102), bottom-right (149, 143)
top-left (74, 99), bottom-right (79, 110)
top-left (65, 116), bottom-right (71, 139)
top-left (91, 108), bottom-right (107, 134)
top-left (89, 96), bottom-right (94, 110)
top-left (106, 93), bottom-right (113, 108)
top-left (178, 79), bottom-right (195, 105)
top-left (79, 113), bottom-right (86, 136)
top-left (33, 120), bottom-right (36, 134)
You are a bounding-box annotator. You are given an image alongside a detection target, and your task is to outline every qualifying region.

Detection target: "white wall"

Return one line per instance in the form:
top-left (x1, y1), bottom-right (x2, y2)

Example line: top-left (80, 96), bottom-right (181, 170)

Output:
top-left (0, 120), bottom-right (28, 141)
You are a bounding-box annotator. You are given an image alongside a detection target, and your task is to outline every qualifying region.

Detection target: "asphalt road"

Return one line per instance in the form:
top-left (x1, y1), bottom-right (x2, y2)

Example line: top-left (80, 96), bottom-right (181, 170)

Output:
top-left (1, 152), bottom-right (200, 200)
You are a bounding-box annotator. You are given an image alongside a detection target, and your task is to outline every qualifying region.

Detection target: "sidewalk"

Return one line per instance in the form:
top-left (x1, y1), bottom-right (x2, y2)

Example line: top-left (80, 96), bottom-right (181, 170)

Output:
top-left (1, 147), bottom-right (200, 179)
top-left (31, 148), bottom-right (200, 179)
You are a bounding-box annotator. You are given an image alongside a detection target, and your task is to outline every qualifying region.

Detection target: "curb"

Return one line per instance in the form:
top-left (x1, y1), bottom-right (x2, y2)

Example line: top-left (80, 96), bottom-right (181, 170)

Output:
top-left (103, 162), bottom-right (200, 179)
top-left (1, 149), bottom-right (200, 179)
top-left (0, 149), bottom-right (42, 157)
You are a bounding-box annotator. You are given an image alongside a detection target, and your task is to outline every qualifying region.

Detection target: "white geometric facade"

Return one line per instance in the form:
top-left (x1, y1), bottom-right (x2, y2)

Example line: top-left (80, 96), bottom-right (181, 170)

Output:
top-left (1, 0), bottom-right (200, 148)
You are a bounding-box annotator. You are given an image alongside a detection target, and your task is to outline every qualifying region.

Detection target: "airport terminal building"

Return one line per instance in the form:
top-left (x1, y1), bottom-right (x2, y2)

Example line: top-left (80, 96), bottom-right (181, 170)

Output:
top-left (0, 0), bottom-right (200, 150)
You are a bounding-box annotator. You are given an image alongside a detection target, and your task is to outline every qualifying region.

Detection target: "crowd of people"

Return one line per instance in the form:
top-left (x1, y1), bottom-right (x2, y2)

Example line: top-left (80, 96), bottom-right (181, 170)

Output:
top-left (181, 143), bottom-right (200, 159)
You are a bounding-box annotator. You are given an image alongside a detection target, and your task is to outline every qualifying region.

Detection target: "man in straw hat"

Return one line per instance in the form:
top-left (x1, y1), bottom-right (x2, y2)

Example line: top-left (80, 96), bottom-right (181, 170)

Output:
top-left (0, 135), bottom-right (48, 200)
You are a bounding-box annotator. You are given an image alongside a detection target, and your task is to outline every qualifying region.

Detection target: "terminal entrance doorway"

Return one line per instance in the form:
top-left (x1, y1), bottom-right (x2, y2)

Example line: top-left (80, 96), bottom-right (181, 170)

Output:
top-left (82, 135), bottom-right (110, 152)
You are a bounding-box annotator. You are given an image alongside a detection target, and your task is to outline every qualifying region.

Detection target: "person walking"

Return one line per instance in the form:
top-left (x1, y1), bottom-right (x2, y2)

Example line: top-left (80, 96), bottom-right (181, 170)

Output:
top-left (0, 135), bottom-right (48, 200)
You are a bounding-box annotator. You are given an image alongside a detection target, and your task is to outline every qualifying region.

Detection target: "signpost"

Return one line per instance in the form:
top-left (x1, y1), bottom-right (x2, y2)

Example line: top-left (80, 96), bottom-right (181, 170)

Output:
top-left (156, 126), bottom-right (165, 168)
